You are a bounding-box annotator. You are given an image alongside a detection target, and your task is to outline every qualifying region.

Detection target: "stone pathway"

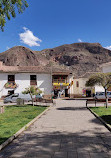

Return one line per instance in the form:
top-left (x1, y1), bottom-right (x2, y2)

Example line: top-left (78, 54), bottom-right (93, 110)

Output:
top-left (0, 99), bottom-right (111, 158)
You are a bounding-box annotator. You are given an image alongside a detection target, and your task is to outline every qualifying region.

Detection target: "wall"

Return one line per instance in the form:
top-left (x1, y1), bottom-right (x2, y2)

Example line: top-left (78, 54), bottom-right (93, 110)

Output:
top-left (0, 73), bottom-right (7, 97)
top-left (37, 74), bottom-right (52, 95)
top-left (73, 78), bottom-right (88, 95)
top-left (102, 64), bottom-right (111, 92)
top-left (73, 78), bottom-right (106, 97)
top-left (94, 85), bottom-right (105, 93)
top-left (68, 75), bottom-right (74, 97)
top-left (0, 73), bottom-right (52, 98)
top-left (102, 65), bottom-right (111, 73)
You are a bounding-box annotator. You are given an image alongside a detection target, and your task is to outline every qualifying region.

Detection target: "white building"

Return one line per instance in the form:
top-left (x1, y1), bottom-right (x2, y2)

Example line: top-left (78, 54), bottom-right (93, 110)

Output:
top-left (73, 73), bottom-right (96, 97)
top-left (73, 72), bottom-right (105, 97)
top-left (102, 62), bottom-right (111, 73)
top-left (0, 62), bottom-right (73, 98)
top-left (90, 62), bottom-right (111, 94)
top-left (101, 62), bottom-right (111, 91)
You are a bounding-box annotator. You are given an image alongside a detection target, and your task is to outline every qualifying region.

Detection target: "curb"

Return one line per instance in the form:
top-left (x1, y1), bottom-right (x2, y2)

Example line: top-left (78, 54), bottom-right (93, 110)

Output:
top-left (87, 107), bottom-right (111, 132)
top-left (0, 106), bottom-right (51, 151)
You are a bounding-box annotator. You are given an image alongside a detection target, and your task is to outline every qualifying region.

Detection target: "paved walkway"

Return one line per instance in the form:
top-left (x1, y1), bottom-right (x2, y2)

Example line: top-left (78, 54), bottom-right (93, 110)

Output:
top-left (0, 99), bottom-right (111, 158)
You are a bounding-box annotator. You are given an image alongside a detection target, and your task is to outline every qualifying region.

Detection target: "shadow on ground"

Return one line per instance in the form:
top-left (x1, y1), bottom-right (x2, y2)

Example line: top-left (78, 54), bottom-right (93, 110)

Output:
top-left (90, 115), bottom-right (111, 126)
top-left (56, 107), bottom-right (87, 111)
top-left (89, 117), bottom-right (104, 125)
top-left (6, 105), bottom-right (28, 108)
top-left (0, 129), bottom-right (111, 158)
top-left (63, 98), bottom-right (87, 101)
top-left (0, 137), bottom-right (9, 145)
top-left (101, 115), bottom-right (111, 125)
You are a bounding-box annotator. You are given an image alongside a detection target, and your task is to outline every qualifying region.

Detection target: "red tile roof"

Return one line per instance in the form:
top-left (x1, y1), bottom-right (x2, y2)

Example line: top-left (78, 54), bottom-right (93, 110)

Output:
top-left (0, 62), bottom-right (71, 74)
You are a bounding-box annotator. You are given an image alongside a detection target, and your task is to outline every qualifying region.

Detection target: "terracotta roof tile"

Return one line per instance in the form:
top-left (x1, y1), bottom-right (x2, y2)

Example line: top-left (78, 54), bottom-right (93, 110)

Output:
top-left (0, 62), bottom-right (71, 74)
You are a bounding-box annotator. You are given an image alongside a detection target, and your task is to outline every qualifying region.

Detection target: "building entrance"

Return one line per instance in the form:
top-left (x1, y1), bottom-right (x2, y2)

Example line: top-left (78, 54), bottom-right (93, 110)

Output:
top-left (86, 90), bottom-right (91, 97)
top-left (65, 89), bottom-right (68, 97)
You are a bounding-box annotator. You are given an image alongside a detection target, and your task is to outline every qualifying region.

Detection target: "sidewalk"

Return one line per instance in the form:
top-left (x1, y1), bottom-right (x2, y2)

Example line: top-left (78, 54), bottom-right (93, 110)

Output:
top-left (0, 99), bottom-right (111, 158)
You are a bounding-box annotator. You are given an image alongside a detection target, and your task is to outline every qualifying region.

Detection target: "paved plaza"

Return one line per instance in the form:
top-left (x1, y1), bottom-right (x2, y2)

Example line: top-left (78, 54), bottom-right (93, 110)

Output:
top-left (0, 99), bottom-right (111, 158)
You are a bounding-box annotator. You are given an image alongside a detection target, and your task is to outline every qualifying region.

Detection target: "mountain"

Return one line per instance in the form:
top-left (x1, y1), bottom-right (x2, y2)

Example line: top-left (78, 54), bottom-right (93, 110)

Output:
top-left (0, 46), bottom-right (49, 66)
top-left (0, 42), bottom-right (111, 77)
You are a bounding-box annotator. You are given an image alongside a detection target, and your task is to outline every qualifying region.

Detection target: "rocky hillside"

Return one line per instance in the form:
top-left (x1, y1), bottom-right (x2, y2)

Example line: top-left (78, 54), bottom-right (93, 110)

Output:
top-left (0, 46), bottom-right (49, 66)
top-left (0, 42), bottom-right (111, 77)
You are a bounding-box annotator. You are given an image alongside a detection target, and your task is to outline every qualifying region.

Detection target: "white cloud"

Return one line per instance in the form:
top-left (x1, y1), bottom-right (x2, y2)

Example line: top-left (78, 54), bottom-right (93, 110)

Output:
top-left (105, 46), bottom-right (111, 50)
top-left (78, 38), bottom-right (83, 42)
top-left (6, 46), bottom-right (10, 50)
top-left (19, 27), bottom-right (42, 47)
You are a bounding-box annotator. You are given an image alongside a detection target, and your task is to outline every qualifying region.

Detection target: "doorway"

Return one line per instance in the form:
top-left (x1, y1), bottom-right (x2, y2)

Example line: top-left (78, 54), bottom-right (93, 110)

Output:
top-left (65, 89), bottom-right (68, 97)
top-left (54, 89), bottom-right (59, 98)
top-left (86, 90), bottom-right (91, 97)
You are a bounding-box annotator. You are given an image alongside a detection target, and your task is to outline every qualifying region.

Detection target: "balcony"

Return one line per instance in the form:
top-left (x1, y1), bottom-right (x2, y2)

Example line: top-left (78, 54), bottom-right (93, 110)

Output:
top-left (53, 79), bottom-right (67, 83)
top-left (53, 83), bottom-right (69, 86)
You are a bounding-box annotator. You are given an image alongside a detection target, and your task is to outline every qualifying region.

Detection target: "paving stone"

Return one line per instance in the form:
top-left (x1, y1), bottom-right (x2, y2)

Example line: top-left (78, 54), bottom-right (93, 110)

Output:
top-left (60, 141), bottom-right (74, 151)
top-left (107, 151), bottom-right (111, 157)
top-left (53, 151), bottom-right (68, 158)
top-left (68, 151), bottom-right (78, 158)
top-left (90, 144), bottom-right (108, 153)
top-left (8, 151), bottom-right (27, 158)
top-left (0, 152), bottom-right (12, 158)
top-left (25, 151), bottom-right (52, 158)
top-left (77, 152), bottom-right (90, 158)
top-left (90, 152), bottom-right (109, 158)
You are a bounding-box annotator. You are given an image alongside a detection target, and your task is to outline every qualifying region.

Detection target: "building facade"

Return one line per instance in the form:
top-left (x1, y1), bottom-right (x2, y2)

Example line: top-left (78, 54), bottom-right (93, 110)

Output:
top-left (0, 73), bottom-right (52, 98)
top-left (102, 62), bottom-right (111, 73)
top-left (52, 73), bottom-right (73, 98)
top-left (0, 62), bottom-right (73, 99)
top-left (73, 72), bottom-right (104, 97)
top-left (101, 62), bottom-right (111, 91)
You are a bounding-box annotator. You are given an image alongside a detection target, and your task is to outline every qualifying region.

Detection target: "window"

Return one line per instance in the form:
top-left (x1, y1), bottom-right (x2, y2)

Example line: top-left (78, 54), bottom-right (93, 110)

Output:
top-left (8, 75), bottom-right (15, 83)
top-left (30, 75), bottom-right (37, 85)
top-left (76, 81), bottom-right (79, 87)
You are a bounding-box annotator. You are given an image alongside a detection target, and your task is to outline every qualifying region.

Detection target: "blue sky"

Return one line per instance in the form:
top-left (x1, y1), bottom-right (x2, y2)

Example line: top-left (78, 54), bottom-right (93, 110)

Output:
top-left (0, 0), bottom-right (111, 53)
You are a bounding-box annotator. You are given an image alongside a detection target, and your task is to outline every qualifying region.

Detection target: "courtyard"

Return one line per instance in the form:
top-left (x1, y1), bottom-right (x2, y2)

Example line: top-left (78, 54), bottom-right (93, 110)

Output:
top-left (0, 99), bottom-right (111, 158)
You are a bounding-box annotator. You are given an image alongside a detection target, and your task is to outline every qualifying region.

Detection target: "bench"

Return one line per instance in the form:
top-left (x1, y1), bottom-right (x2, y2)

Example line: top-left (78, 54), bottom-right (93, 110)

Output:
top-left (86, 98), bottom-right (111, 107)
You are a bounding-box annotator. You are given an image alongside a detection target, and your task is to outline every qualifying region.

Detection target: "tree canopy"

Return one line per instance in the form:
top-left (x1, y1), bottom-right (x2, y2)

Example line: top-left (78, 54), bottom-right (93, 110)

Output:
top-left (22, 86), bottom-right (42, 96)
top-left (86, 73), bottom-right (111, 89)
top-left (86, 73), bottom-right (111, 108)
top-left (0, 0), bottom-right (28, 31)
top-left (22, 86), bottom-right (42, 106)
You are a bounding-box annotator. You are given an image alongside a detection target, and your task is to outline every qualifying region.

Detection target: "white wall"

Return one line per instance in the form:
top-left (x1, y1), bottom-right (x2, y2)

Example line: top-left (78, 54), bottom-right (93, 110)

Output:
top-left (94, 85), bottom-right (105, 93)
top-left (0, 73), bottom-right (52, 97)
top-left (0, 73), bottom-right (7, 97)
top-left (102, 65), bottom-right (111, 73)
top-left (37, 74), bottom-right (52, 95)
top-left (73, 78), bottom-right (105, 95)
top-left (73, 78), bottom-right (88, 95)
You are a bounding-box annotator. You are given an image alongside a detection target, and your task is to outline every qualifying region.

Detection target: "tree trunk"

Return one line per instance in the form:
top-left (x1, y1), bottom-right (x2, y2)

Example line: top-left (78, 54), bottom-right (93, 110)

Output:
top-left (105, 88), bottom-right (108, 108)
top-left (30, 94), bottom-right (34, 106)
top-left (32, 97), bottom-right (34, 106)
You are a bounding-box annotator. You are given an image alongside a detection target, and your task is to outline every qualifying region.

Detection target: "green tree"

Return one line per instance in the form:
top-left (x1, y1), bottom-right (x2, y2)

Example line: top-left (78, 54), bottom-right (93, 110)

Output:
top-left (0, 0), bottom-right (28, 31)
top-left (86, 73), bottom-right (111, 108)
top-left (22, 86), bottom-right (42, 106)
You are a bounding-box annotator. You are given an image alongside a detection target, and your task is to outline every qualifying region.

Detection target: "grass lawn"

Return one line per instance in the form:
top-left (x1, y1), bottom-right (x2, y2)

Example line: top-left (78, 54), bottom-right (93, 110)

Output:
top-left (90, 106), bottom-right (111, 126)
top-left (0, 105), bottom-right (47, 145)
